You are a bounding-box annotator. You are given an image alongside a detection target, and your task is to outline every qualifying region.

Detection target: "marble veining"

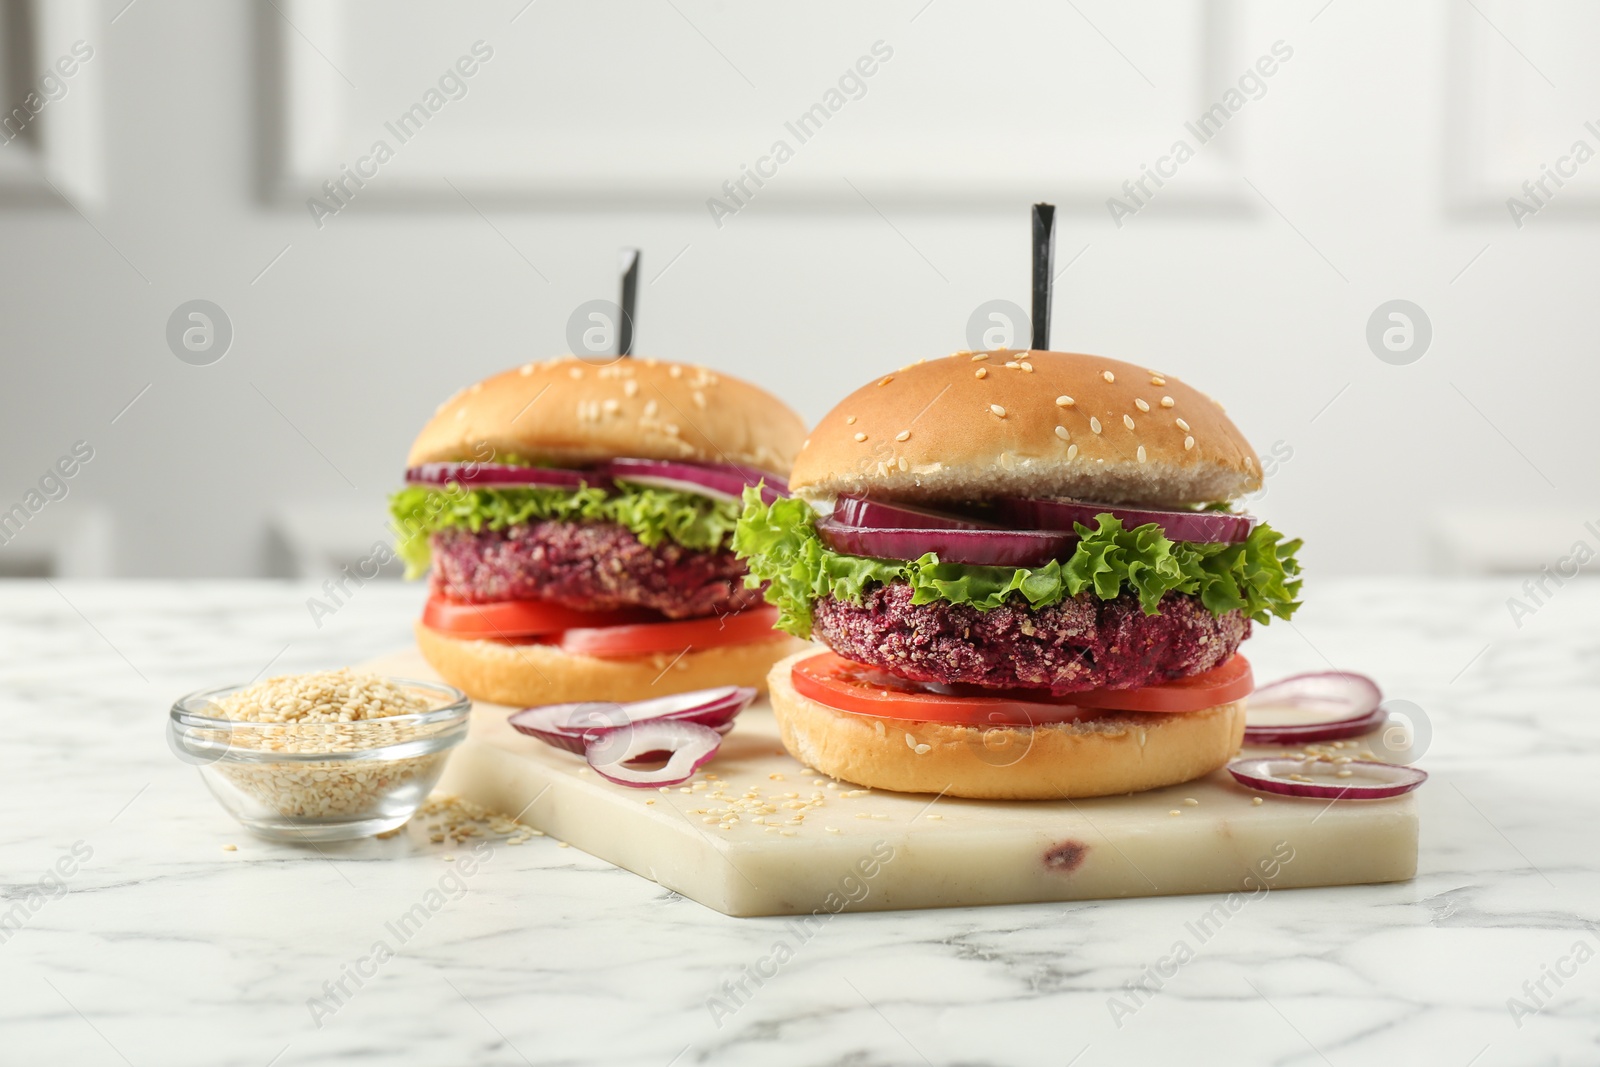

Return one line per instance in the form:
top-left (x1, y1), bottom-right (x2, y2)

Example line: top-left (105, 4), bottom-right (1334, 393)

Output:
top-left (0, 578), bottom-right (1596, 1065)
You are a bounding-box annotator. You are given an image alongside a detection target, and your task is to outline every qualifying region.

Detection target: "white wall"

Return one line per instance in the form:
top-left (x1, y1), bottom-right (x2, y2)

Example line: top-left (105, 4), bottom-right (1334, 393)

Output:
top-left (0, 0), bottom-right (1592, 579)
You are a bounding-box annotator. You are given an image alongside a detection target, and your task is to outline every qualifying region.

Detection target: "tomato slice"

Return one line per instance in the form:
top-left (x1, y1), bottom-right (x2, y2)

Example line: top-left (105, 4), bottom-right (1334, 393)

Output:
top-left (790, 652), bottom-right (1254, 724)
top-left (1068, 654), bottom-right (1253, 713)
top-left (559, 604), bottom-right (786, 659)
top-left (422, 596), bottom-right (660, 639)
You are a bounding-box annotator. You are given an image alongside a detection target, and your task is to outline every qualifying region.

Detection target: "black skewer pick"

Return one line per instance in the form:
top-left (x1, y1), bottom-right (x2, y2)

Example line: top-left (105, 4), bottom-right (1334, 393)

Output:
top-left (1030, 203), bottom-right (1055, 352)
top-left (617, 247), bottom-right (640, 357)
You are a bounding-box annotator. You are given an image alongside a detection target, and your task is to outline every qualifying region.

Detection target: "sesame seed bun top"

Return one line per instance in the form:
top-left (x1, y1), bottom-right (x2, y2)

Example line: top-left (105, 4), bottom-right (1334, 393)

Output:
top-left (787, 350), bottom-right (1262, 508)
top-left (407, 355), bottom-right (807, 475)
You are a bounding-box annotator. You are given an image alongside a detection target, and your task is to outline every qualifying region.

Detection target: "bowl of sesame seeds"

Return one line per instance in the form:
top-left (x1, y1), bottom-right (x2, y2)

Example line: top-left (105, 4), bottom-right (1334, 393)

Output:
top-left (169, 669), bottom-right (470, 842)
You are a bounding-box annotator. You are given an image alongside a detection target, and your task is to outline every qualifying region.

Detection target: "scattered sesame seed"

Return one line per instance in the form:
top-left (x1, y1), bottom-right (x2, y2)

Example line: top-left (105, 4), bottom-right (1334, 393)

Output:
top-left (914, 744), bottom-right (931, 754)
top-left (1245, 456), bottom-right (1255, 470)
top-left (1090, 417), bottom-right (1102, 434)
top-left (971, 352), bottom-right (989, 361)
top-left (1055, 425), bottom-right (1070, 441)
top-left (1176, 417), bottom-right (1190, 431)
top-left (1184, 435), bottom-right (1195, 451)
top-left (1136, 445), bottom-right (1147, 464)
top-left (989, 404), bottom-right (1007, 418)
top-left (1183, 797), bottom-right (1199, 806)
top-left (1169, 809), bottom-right (1182, 816)
top-left (569, 367), bottom-right (583, 379)
top-left (1066, 444), bottom-right (1079, 461)
top-left (879, 376), bottom-right (894, 386)
top-left (826, 826), bottom-right (841, 834)
top-left (1134, 398), bottom-right (1150, 412)
top-left (1102, 371), bottom-right (1115, 382)
top-left (1020, 361), bottom-right (1034, 372)
top-left (1151, 375), bottom-right (1166, 386)
top-left (897, 455), bottom-right (909, 471)
top-left (668, 365), bottom-right (682, 378)
top-left (222, 844), bottom-right (237, 851)
top-left (854, 432), bottom-right (867, 442)
top-left (1056, 395), bottom-right (1075, 407)
top-left (693, 391), bottom-right (706, 409)
top-left (1160, 396), bottom-right (1175, 408)
top-left (895, 430), bottom-right (911, 442)
top-left (519, 364), bottom-right (534, 376)
top-left (624, 379), bottom-right (639, 397)
top-left (1123, 414), bottom-right (1136, 430)
top-left (1004, 361), bottom-right (1019, 369)
top-left (557, 841), bottom-right (570, 848)
top-left (645, 799), bottom-right (655, 805)
top-left (801, 438), bottom-right (810, 449)
top-left (769, 773), bottom-right (784, 780)
top-left (1336, 770), bottom-right (1353, 778)
top-left (1251, 796), bottom-right (1264, 805)
top-left (975, 367), bottom-right (988, 379)
top-left (845, 415), bottom-right (857, 425)
top-left (925, 814), bottom-right (943, 820)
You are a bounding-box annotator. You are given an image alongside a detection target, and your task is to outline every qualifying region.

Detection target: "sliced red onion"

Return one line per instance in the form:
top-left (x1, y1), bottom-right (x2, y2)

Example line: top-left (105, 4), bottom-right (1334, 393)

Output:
top-left (405, 463), bottom-right (611, 491)
top-left (999, 498), bottom-right (1255, 544)
top-left (1243, 671), bottom-right (1385, 745)
top-left (585, 720), bottom-right (722, 787)
top-left (507, 686), bottom-right (754, 754)
top-left (832, 495), bottom-right (997, 531)
top-left (815, 516), bottom-right (1074, 568)
top-left (598, 458), bottom-right (788, 504)
top-left (1227, 756), bottom-right (1428, 800)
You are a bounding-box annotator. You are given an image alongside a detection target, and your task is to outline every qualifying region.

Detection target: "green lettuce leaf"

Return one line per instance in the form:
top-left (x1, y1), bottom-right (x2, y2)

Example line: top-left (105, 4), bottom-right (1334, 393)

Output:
top-left (389, 481), bottom-right (740, 579)
top-left (732, 489), bottom-right (1302, 639)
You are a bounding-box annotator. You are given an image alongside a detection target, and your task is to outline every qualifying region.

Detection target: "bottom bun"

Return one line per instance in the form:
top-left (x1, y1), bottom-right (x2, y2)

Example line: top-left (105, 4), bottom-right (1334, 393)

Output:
top-left (416, 622), bottom-right (807, 707)
top-left (767, 648), bottom-right (1246, 799)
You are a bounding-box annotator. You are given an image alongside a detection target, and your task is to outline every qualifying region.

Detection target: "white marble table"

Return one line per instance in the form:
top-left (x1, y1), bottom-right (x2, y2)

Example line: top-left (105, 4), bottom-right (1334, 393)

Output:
top-left (1, 578), bottom-right (1595, 1066)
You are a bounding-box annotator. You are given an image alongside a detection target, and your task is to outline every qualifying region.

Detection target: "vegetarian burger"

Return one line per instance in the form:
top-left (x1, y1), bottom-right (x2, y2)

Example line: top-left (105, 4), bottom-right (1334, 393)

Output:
top-left (735, 350), bottom-right (1302, 799)
top-left (392, 356), bottom-right (809, 706)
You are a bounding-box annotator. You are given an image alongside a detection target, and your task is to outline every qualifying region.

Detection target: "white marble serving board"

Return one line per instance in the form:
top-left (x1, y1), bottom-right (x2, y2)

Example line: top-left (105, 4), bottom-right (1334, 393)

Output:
top-left (373, 649), bottom-right (1419, 917)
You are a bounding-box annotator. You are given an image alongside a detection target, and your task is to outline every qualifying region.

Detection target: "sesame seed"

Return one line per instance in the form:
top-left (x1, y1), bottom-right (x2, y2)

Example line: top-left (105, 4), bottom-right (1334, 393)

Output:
top-left (1184, 436), bottom-right (1195, 450)
top-left (1056, 396), bottom-right (1075, 407)
top-left (895, 430), bottom-right (911, 442)
top-left (1134, 398), bottom-right (1150, 412)
top-left (1123, 414), bottom-right (1135, 430)
top-left (1160, 396), bottom-right (1175, 408)
top-left (854, 432), bottom-right (867, 442)
top-left (519, 364), bottom-right (534, 376)
top-left (879, 376), bottom-right (894, 387)
top-left (1054, 425), bottom-right (1070, 441)
top-left (1151, 375), bottom-right (1166, 385)
top-left (846, 415), bottom-right (857, 425)
top-left (1183, 797), bottom-right (1199, 806)
top-left (1102, 371), bottom-right (1115, 383)
top-left (1336, 770), bottom-right (1353, 778)
top-left (975, 367), bottom-right (988, 379)
top-left (1245, 456), bottom-right (1255, 470)
top-left (898, 455), bottom-right (909, 471)
top-left (1169, 809), bottom-right (1182, 816)
top-left (1251, 797), bottom-right (1263, 805)
top-left (569, 367), bottom-right (583, 379)
top-left (693, 391), bottom-right (706, 409)
top-left (1137, 445), bottom-right (1147, 463)
top-left (1090, 417), bottom-right (1102, 434)
top-left (971, 352), bottom-right (989, 361)
top-left (602, 398), bottom-right (619, 415)
top-left (222, 843), bottom-right (237, 851)
top-left (1176, 417), bottom-right (1190, 431)
top-left (623, 379), bottom-right (639, 397)
top-left (801, 438), bottom-right (810, 449)
top-left (989, 404), bottom-right (1006, 418)
top-left (1004, 361), bottom-right (1019, 369)
top-left (1020, 361), bottom-right (1034, 372)
top-left (1066, 443), bottom-right (1079, 461)
top-left (668, 365), bottom-right (682, 378)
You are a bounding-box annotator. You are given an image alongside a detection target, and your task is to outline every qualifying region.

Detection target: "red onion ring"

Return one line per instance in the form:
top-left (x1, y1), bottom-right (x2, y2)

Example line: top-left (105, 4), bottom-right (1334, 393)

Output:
top-left (831, 495), bottom-right (997, 531)
top-left (507, 686), bottom-right (754, 754)
top-left (814, 516), bottom-right (1075, 568)
top-left (1243, 671), bottom-right (1385, 745)
top-left (1227, 756), bottom-right (1428, 800)
top-left (585, 720), bottom-right (723, 787)
top-left (405, 463), bottom-right (611, 490)
top-left (999, 497), bottom-right (1256, 544)
top-left (598, 458), bottom-right (788, 504)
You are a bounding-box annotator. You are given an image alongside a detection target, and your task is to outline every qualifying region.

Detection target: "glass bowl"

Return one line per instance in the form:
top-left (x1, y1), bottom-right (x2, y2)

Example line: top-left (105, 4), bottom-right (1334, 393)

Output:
top-left (169, 678), bottom-right (470, 842)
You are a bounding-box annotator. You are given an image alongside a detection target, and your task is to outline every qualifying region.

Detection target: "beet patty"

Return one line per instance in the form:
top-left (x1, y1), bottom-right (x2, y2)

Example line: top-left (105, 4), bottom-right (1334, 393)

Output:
top-left (811, 581), bottom-right (1248, 693)
top-left (429, 522), bottom-right (763, 620)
